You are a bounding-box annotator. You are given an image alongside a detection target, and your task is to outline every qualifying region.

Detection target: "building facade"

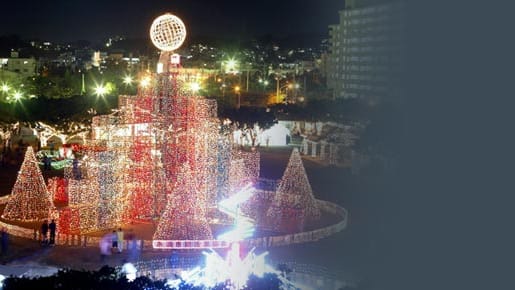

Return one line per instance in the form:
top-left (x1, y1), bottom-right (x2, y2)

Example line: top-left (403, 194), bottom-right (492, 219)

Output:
top-left (0, 51), bottom-right (37, 79)
top-left (327, 0), bottom-right (404, 102)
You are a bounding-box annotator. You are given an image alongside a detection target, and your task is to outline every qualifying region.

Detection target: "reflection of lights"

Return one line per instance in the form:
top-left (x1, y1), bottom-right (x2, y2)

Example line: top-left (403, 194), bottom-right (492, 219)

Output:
top-left (121, 262), bottom-right (137, 282)
top-left (166, 242), bottom-right (282, 290)
top-left (140, 77), bottom-right (151, 88)
top-left (123, 75), bottom-right (133, 85)
top-left (217, 183), bottom-right (255, 242)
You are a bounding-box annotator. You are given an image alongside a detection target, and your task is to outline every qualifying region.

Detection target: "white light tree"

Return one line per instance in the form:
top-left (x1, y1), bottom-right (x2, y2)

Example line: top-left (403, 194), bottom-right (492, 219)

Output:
top-left (2, 146), bottom-right (55, 221)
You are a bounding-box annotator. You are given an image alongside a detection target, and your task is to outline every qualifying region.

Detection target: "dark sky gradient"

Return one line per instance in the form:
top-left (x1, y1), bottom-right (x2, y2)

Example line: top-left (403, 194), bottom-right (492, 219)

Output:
top-left (0, 0), bottom-right (345, 42)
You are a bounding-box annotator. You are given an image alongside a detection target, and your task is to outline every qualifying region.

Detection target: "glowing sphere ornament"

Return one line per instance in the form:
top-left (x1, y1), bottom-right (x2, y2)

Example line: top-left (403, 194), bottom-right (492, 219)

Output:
top-left (150, 13), bottom-right (187, 51)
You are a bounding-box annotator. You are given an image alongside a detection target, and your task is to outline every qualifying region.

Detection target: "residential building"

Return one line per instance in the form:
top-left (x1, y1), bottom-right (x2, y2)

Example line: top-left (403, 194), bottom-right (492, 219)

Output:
top-left (327, 0), bottom-right (404, 102)
top-left (0, 51), bottom-right (37, 78)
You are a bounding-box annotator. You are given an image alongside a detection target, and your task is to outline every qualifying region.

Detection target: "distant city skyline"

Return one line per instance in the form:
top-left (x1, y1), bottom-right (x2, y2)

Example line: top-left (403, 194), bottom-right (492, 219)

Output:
top-left (0, 0), bottom-right (345, 43)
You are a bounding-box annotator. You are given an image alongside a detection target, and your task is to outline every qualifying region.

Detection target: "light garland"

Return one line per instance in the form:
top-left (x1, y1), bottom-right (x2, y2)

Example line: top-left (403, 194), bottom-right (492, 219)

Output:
top-left (2, 147), bottom-right (55, 222)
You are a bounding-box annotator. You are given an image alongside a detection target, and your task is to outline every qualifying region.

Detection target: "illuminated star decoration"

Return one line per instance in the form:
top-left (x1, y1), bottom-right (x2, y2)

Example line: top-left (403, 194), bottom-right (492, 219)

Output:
top-left (166, 242), bottom-right (289, 290)
top-left (164, 184), bottom-right (301, 289)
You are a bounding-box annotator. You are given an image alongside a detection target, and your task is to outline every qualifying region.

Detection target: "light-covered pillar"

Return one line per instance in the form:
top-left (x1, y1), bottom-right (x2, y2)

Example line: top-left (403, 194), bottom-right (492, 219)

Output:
top-left (311, 141), bottom-right (317, 157)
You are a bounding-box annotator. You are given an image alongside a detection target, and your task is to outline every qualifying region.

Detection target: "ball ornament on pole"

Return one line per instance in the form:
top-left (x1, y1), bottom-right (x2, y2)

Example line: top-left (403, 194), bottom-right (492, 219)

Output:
top-left (150, 13), bottom-right (187, 52)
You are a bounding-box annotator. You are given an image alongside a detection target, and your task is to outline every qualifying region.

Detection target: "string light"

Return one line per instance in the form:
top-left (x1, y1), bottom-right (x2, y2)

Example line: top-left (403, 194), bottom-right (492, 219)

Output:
top-left (267, 148), bottom-right (321, 231)
top-left (2, 147), bottom-right (55, 222)
top-left (153, 163), bottom-right (213, 240)
top-left (9, 70), bottom-right (319, 241)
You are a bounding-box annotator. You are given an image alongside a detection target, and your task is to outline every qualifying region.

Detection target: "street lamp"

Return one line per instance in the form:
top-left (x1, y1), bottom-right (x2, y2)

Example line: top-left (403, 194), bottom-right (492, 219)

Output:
top-left (123, 75), bottom-right (133, 85)
top-left (1, 83), bottom-right (9, 93)
top-left (258, 79), bottom-right (269, 92)
top-left (94, 84), bottom-right (108, 97)
top-left (225, 58), bottom-right (238, 73)
top-left (13, 91), bottom-right (22, 101)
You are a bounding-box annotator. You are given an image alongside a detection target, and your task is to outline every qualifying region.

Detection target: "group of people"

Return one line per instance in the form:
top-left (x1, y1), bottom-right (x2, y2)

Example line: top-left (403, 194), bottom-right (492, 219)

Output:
top-left (38, 221), bottom-right (139, 263)
top-left (40, 219), bottom-right (57, 246)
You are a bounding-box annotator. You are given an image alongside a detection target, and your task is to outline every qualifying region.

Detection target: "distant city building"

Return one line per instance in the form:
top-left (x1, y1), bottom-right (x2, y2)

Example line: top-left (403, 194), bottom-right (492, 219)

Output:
top-left (327, 0), bottom-right (404, 102)
top-left (0, 51), bottom-right (37, 78)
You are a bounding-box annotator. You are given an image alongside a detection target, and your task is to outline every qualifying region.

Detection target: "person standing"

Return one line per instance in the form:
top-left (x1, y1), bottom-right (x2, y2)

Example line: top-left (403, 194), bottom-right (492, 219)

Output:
top-left (116, 228), bottom-right (124, 253)
top-left (49, 219), bottom-right (56, 246)
top-left (111, 230), bottom-right (118, 253)
top-left (41, 220), bottom-right (49, 245)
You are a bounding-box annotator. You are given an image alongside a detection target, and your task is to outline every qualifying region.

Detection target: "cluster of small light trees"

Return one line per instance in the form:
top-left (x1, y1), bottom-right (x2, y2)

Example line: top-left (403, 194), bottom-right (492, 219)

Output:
top-left (1, 137), bottom-right (321, 239)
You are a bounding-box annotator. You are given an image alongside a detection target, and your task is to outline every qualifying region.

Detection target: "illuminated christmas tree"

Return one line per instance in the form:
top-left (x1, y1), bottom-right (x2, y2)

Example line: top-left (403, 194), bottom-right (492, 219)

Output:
top-left (267, 148), bottom-right (320, 227)
top-left (153, 163), bottom-right (213, 240)
top-left (2, 146), bottom-right (55, 221)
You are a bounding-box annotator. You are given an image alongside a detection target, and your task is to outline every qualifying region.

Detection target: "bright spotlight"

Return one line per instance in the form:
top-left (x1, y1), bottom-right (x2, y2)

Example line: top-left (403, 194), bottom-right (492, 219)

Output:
top-left (140, 77), bottom-right (151, 88)
top-left (13, 91), bottom-right (22, 100)
top-left (94, 85), bottom-right (107, 97)
top-left (1, 84), bottom-right (9, 93)
top-left (225, 58), bottom-right (238, 72)
top-left (123, 75), bottom-right (133, 85)
top-left (190, 82), bottom-right (201, 92)
top-left (121, 262), bottom-right (138, 282)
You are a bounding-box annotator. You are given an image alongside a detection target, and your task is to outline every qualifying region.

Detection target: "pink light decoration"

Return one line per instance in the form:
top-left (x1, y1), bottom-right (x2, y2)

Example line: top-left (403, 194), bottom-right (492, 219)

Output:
top-left (266, 148), bottom-right (321, 232)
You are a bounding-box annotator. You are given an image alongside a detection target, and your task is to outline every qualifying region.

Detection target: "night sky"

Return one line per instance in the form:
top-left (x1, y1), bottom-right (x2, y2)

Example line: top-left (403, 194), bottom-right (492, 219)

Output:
top-left (0, 0), bottom-right (345, 42)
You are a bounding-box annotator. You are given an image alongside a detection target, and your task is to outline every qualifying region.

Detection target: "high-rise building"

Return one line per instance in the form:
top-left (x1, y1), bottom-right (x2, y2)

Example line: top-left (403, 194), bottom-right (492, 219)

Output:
top-left (327, 0), bottom-right (404, 102)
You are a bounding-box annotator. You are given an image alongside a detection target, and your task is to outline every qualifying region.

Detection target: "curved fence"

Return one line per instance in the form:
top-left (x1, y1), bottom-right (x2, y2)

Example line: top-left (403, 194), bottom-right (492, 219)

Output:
top-left (0, 196), bottom-right (347, 250)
